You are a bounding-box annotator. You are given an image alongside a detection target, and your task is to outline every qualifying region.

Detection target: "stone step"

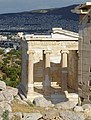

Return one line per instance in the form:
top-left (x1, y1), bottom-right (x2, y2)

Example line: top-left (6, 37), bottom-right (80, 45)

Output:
top-left (51, 93), bottom-right (68, 104)
top-left (64, 91), bottom-right (78, 103)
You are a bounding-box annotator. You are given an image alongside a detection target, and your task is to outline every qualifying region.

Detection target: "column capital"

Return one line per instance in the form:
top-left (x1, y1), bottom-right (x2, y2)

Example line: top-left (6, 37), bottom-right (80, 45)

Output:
top-left (60, 50), bottom-right (69, 54)
top-left (27, 50), bottom-right (35, 55)
top-left (44, 50), bottom-right (52, 54)
top-left (76, 50), bottom-right (79, 54)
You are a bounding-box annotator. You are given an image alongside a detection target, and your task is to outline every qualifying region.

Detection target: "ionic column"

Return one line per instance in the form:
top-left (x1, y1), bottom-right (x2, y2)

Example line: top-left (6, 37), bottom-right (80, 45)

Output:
top-left (27, 50), bottom-right (35, 96)
top-left (43, 50), bottom-right (51, 96)
top-left (61, 50), bottom-right (69, 92)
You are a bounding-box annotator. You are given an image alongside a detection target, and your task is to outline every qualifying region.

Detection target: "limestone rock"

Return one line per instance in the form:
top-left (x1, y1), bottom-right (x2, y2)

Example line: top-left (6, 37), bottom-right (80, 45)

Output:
top-left (0, 102), bottom-right (12, 112)
top-left (4, 103), bottom-right (12, 112)
top-left (0, 93), bottom-right (5, 102)
top-left (0, 116), bottom-right (3, 120)
top-left (2, 90), bottom-right (14, 102)
top-left (82, 104), bottom-right (91, 110)
top-left (22, 113), bottom-right (42, 120)
top-left (85, 116), bottom-right (91, 120)
top-left (84, 109), bottom-right (91, 118)
top-left (41, 110), bottom-right (59, 120)
top-left (64, 92), bottom-right (78, 104)
top-left (0, 81), bottom-right (6, 90)
top-left (15, 94), bottom-right (22, 101)
top-left (15, 96), bottom-right (28, 105)
top-left (2, 87), bottom-right (18, 102)
top-left (33, 97), bottom-right (53, 107)
top-left (8, 113), bottom-right (13, 120)
top-left (73, 106), bottom-right (83, 112)
top-left (10, 87), bottom-right (18, 96)
top-left (55, 101), bottom-right (77, 110)
top-left (6, 86), bottom-right (18, 96)
top-left (0, 106), bottom-right (4, 116)
top-left (59, 111), bottom-right (85, 120)
top-left (39, 117), bottom-right (63, 120)
top-left (9, 112), bottom-right (22, 120)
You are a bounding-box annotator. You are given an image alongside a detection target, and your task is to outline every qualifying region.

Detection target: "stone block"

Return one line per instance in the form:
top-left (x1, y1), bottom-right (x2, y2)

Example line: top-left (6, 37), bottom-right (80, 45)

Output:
top-left (23, 113), bottom-right (42, 120)
top-left (59, 111), bottom-right (85, 120)
top-left (33, 97), bottom-right (53, 107)
top-left (0, 81), bottom-right (6, 90)
top-left (55, 101), bottom-right (77, 110)
top-left (73, 106), bottom-right (83, 112)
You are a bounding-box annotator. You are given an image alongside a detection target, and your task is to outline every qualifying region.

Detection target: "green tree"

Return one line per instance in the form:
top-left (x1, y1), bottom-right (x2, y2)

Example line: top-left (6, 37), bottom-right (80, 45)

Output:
top-left (0, 49), bottom-right (4, 55)
top-left (2, 110), bottom-right (9, 120)
top-left (0, 49), bottom-right (21, 87)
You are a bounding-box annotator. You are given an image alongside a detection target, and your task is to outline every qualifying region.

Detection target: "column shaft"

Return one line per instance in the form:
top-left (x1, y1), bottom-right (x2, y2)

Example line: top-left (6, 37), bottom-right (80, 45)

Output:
top-left (27, 50), bottom-right (35, 95)
top-left (61, 50), bottom-right (69, 92)
top-left (43, 50), bottom-right (51, 96)
top-left (62, 52), bottom-right (68, 68)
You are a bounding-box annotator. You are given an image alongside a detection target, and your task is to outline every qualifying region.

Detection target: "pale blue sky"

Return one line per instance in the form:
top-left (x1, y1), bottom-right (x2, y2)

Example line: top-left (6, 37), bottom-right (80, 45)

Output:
top-left (0, 0), bottom-right (90, 14)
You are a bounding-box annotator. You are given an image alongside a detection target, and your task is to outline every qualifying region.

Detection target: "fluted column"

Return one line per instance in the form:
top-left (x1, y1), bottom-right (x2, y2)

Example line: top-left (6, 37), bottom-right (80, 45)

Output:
top-left (43, 50), bottom-right (51, 96)
top-left (61, 50), bottom-right (69, 92)
top-left (27, 50), bottom-right (35, 96)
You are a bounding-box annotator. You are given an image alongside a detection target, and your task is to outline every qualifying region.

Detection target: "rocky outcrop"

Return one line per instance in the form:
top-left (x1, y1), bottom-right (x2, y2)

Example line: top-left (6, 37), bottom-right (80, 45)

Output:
top-left (0, 81), bottom-right (43, 120)
top-left (0, 81), bottom-right (18, 118)
top-left (0, 84), bottom-right (18, 103)
top-left (1, 81), bottom-right (91, 120)
top-left (39, 110), bottom-right (85, 120)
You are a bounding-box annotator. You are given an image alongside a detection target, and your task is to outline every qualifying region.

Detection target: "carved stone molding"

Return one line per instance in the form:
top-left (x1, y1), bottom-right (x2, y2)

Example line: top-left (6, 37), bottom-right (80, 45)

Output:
top-left (60, 50), bottom-right (69, 54)
top-left (27, 50), bottom-right (35, 54)
top-left (44, 50), bottom-right (52, 54)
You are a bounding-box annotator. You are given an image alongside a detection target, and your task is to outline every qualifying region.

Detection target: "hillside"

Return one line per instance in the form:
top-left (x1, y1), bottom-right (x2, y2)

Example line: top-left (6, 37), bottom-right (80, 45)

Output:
top-left (0, 4), bottom-right (79, 34)
top-left (31, 4), bottom-right (78, 20)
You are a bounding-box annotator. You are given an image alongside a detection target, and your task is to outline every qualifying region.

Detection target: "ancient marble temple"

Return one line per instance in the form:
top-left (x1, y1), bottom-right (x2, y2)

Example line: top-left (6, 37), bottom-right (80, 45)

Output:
top-left (19, 28), bottom-right (79, 102)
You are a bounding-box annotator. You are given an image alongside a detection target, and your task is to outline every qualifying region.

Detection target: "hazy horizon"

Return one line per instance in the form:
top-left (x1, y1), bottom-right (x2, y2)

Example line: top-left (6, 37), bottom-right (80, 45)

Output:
top-left (0, 0), bottom-right (89, 14)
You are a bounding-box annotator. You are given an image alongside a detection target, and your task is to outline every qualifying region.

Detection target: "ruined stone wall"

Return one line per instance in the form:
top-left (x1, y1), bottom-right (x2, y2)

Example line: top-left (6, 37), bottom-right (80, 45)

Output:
top-left (34, 59), bottom-right (44, 83)
top-left (33, 49), bottom-right (61, 85)
top-left (78, 25), bottom-right (91, 103)
top-left (29, 40), bottom-right (78, 86)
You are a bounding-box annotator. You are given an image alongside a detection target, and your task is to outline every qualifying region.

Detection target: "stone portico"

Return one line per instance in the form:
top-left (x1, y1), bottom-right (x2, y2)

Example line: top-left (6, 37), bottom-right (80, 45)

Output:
top-left (20, 28), bottom-right (79, 102)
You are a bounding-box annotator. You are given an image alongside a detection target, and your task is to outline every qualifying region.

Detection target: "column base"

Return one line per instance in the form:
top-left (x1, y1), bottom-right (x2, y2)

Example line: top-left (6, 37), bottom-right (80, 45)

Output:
top-left (51, 93), bottom-right (68, 104)
top-left (17, 83), bottom-right (27, 100)
top-left (43, 86), bottom-right (51, 99)
top-left (18, 83), bottom-right (43, 102)
top-left (61, 70), bottom-right (68, 92)
top-left (27, 92), bottom-right (43, 102)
